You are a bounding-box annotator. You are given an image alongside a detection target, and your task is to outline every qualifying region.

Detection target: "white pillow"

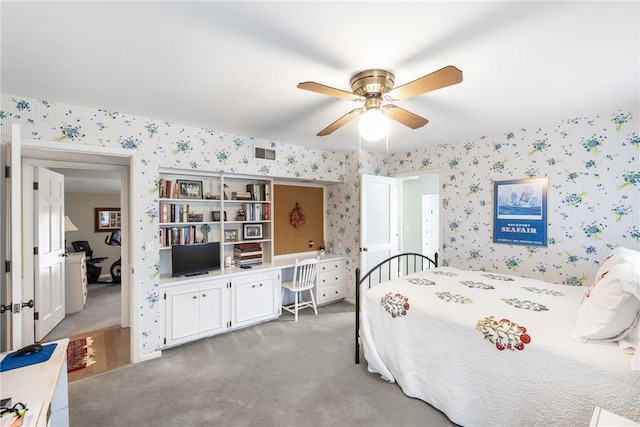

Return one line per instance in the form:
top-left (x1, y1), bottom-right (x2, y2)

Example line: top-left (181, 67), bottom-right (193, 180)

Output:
top-left (618, 319), bottom-right (640, 371)
top-left (596, 247), bottom-right (640, 281)
top-left (573, 261), bottom-right (640, 342)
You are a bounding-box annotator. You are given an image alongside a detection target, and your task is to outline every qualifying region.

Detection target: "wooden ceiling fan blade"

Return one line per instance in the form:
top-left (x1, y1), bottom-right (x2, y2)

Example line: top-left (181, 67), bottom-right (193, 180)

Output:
top-left (317, 108), bottom-right (362, 136)
top-left (383, 105), bottom-right (428, 129)
top-left (297, 82), bottom-right (362, 101)
top-left (387, 65), bottom-right (463, 100)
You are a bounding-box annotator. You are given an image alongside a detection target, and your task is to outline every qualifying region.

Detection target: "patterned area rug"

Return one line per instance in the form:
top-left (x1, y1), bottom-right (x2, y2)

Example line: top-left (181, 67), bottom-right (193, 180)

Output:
top-left (67, 336), bottom-right (96, 372)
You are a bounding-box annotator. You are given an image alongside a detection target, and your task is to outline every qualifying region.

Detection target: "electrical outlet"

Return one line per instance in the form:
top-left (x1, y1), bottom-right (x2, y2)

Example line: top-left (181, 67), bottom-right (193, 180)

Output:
top-left (308, 240), bottom-right (313, 248)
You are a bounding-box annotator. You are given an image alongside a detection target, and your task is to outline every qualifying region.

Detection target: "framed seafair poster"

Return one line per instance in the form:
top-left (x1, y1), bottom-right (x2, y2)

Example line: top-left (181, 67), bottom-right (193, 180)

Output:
top-left (493, 177), bottom-right (548, 246)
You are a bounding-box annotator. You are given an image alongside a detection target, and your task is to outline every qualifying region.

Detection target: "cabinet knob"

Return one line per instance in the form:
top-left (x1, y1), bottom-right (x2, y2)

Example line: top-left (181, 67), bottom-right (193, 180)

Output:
top-left (202, 294), bottom-right (207, 298)
top-left (192, 295), bottom-right (197, 299)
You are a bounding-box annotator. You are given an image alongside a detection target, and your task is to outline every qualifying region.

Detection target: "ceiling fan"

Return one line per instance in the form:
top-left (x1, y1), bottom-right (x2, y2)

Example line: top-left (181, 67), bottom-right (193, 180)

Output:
top-left (297, 66), bottom-right (463, 139)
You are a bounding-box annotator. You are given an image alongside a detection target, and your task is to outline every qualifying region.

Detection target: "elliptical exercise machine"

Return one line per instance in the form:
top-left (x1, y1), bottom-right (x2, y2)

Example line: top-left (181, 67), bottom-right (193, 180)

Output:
top-left (105, 229), bottom-right (121, 284)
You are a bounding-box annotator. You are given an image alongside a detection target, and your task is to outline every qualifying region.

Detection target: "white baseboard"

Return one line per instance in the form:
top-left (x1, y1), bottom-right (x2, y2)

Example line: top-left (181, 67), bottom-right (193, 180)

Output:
top-left (138, 350), bottom-right (162, 363)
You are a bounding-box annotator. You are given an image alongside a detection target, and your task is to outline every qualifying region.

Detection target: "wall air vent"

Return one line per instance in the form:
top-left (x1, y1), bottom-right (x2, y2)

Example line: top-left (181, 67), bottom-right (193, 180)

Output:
top-left (254, 147), bottom-right (276, 161)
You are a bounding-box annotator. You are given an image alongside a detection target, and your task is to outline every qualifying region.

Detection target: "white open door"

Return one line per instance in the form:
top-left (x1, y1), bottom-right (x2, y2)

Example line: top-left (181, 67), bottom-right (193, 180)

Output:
top-left (422, 194), bottom-right (439, 258)
top-left (33, 167), bottom-right (66, 340)
top-left (7, 124), bottom-right (23, 350)
top-left (360, 173), bottom-right (398, 281)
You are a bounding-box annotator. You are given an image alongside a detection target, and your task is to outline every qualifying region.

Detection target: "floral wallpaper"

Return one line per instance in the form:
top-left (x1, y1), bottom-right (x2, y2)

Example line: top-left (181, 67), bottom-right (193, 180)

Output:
top-left (2, 93), bottom-right (638, 360)
top-left (0, 94), bottom-right (347, 358)
top-left (332, 109), bottom-right (639, 299)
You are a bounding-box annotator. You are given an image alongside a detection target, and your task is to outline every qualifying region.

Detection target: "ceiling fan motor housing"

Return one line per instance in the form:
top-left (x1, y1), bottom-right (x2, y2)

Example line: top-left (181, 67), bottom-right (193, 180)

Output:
top-left (350, 69), bottom-right (395, 97)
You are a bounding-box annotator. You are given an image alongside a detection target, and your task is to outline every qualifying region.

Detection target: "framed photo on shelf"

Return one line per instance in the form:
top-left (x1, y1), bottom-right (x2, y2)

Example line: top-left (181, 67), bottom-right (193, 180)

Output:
top-left (243, 223), bottom-right (263, 240)
top-left (211, 211), bottom-right (227, 222)
top-left (224, 229), bottom-right (239, 242)
top-left (176, 180), bottom-right (203, 199)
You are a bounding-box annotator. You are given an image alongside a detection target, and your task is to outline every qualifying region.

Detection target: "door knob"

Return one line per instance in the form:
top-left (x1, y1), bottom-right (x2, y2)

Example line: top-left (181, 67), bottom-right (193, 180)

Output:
top-left (22, 299), bottom-right (35, 309)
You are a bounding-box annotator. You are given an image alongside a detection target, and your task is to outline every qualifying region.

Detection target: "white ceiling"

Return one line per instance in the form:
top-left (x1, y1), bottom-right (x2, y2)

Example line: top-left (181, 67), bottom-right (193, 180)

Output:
top-left (50, 168), bottom-right (121, 194)
top-left (2, 1), bottom-right (638, 154)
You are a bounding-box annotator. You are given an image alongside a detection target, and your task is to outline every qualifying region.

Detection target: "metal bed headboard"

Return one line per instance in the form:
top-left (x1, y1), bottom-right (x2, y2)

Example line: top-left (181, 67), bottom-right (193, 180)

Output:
top-left (355, 252), bottom-right (438, 364)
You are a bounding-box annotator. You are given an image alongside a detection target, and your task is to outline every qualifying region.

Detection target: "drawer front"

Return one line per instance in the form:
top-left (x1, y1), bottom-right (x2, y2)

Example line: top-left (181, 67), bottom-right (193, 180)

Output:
top-left (317, 271), bottom-right (341, 287)
top-left (317, 284), bottom-right (344, 303)
top-left (318, 261), bottom-right (342, 274)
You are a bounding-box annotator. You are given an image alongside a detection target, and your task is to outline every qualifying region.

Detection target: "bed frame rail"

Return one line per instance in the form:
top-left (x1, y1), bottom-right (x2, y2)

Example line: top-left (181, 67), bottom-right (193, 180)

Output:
top-left (355, 252), bottom-right (438, 364)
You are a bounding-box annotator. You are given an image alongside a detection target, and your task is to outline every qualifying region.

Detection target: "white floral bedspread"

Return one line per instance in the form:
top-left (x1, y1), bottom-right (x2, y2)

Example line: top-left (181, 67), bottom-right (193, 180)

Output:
top-left (360, 267), bottom-right (640, 426)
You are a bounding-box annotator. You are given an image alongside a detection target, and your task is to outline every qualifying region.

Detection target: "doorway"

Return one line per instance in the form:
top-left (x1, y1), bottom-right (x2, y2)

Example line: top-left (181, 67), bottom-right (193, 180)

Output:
top-left (399, 172), bottom-right (441, 257)
top-left (44, 167), bottom-right (122, 342)
top-left (19, 151), bottom-right (131, 375)
top-left (359, 171), bottom-right (441, 277)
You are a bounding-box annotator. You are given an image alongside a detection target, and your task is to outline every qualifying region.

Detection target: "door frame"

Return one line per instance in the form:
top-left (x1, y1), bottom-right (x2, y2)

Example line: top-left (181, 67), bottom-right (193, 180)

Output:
top-left (17, 138), bottom-right (138, 362)
top-left (395, 169), bottom-right (442, 259)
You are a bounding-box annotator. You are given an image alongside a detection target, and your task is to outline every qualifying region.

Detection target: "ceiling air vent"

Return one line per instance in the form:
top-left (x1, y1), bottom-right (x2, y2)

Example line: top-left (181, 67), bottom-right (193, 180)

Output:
top-left (254, 147), bottom-right (276, 161)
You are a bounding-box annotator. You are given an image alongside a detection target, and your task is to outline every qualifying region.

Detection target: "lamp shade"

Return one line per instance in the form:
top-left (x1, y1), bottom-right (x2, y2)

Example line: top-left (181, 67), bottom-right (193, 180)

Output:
top-left (65, 216), bottom-right (79, 232)
top-left (359, 108), bottom-right (388, 141)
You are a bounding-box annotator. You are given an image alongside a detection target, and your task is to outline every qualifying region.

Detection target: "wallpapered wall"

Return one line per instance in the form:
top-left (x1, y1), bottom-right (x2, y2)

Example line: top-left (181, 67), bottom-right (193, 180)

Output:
top-left (2, 93), bottom-right (638, 359)
top-left (0, 93), bottom-right (347, 357)
top-left (332, 108), bottom-right (639, 300)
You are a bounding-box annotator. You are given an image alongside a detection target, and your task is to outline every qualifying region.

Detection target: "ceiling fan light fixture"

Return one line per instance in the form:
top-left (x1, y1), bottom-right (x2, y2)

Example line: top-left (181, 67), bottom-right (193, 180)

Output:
top-left (359, 108), bottom-right (388, 141)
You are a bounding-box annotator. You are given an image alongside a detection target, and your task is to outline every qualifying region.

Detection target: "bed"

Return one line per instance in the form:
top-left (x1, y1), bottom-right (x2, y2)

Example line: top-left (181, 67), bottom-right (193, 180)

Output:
top-left (355, 251), bottom-right (640, 426)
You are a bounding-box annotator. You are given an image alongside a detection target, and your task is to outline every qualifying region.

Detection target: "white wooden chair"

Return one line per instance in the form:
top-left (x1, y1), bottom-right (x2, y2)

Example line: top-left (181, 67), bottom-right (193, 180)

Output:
top-left (281, 257), bottom-right (319, 321)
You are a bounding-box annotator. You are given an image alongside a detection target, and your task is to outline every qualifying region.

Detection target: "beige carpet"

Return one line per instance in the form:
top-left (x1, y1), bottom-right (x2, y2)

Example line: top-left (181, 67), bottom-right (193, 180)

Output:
top-left (44, 283), bottom-right (120, 342)
top-left (69, 302), bottom-right (456, 427)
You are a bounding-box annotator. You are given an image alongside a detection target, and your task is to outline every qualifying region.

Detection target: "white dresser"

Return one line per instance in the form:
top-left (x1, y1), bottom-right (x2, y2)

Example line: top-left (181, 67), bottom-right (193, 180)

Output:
top-left (65, 252), bottom-right (87, 314)
top-left (314, 257), bottom-right (346, 305)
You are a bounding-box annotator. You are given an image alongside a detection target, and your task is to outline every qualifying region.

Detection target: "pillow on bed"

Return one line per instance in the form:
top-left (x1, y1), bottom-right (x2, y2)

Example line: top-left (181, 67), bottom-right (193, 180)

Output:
top-left (618, 319), bottom-right (640, 371)
top-left (595, 247), bottom-right (640, 282)
top-left (572, 260), bottom-right (640, 342)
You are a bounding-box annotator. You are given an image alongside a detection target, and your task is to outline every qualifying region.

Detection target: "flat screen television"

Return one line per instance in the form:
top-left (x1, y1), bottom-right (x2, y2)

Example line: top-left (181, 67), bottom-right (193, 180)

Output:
top-left (171, 242), bottom-right (220, 277)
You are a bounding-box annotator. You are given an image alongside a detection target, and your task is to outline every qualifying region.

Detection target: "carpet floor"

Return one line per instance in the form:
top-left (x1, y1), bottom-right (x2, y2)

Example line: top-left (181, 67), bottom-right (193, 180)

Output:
top-left (69, 301), bottom-right (455, 427)
top-left (44, 283), bottom-right (121, 342)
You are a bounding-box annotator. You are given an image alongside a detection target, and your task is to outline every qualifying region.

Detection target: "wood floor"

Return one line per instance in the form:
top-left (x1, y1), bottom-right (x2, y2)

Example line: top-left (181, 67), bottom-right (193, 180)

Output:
top-left (68, 326), bottom-right (130, 383)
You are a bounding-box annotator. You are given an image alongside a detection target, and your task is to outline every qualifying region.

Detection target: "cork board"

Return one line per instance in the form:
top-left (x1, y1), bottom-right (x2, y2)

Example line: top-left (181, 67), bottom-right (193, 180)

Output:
top-left (274, 185), bottom-right (324, 255)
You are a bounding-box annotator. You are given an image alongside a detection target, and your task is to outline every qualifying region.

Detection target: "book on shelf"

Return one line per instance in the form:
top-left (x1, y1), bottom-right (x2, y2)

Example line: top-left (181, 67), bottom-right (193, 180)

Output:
top-left (159, 179), bottom-right (180, 199)
top-left (159, 203), bottom-right (190, 223)
top-left (188, 212), bottom-right (203, 222)
top-left (234, 257), bottom-right (263, 266)
top-left (235, 242), bottom-right (261, 250)
top-left (232, 191), bottom-right (252, 200)
top-left (159, 226), bottom-right (198, 247)
top-left (245, 183), bottom-right (271, 202)
top-left (241, 203), bottom-right (270, 221)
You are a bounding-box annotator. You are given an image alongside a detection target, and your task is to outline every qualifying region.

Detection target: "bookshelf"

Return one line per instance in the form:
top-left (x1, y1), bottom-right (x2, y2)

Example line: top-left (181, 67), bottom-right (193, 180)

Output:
top-left (158, 169), bottom-right (273, 276)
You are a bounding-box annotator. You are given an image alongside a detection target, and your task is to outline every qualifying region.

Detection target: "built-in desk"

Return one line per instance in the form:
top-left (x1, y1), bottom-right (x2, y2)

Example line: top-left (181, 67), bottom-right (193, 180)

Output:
top-left (158, 252), bottom-right (346, 349)
top-left (274, 253), bottom-right (346, 305)
top-left (0, 339), bottom-right (69, 427)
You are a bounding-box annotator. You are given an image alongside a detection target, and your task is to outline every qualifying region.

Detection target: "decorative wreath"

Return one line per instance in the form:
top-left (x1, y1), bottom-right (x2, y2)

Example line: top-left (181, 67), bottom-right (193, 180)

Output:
top-left (289, 202), bottom-right (306, 229)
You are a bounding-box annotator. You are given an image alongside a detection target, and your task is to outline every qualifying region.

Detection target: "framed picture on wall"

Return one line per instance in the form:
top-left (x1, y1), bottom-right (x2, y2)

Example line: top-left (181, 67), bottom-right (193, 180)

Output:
top-left (243, 223), bottom-right (263, 240)
top-left (95, 207), bottom-right (121, 232)
top-left (493, 177), bottom-right (548, 246)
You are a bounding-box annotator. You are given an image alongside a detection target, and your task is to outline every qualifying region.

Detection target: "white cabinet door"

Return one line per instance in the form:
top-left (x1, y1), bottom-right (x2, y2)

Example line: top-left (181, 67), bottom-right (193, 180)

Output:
top-left (232, 271), bottom-right (280, 329)
top-left (199, 281), bottom-right (229, 335)
top-left (165, 279), bottom-right (229, 347)
top-left (166, 282), bottom-right (201, 346)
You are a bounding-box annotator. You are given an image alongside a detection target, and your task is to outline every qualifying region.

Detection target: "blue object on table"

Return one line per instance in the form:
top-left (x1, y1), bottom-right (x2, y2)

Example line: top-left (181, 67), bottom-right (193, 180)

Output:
top-left (0, 343), bottom-right (58, 372)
